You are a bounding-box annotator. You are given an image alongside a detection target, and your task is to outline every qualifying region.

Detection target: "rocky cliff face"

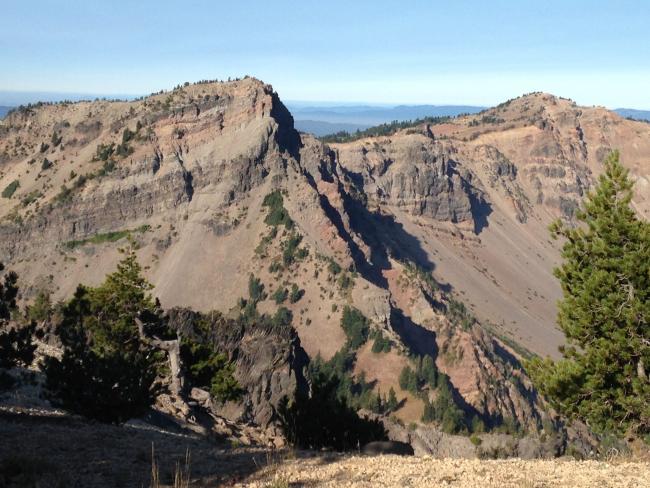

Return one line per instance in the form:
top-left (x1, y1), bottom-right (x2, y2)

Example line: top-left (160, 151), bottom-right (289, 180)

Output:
top-left (163, 308), bottom-right (309, 430)
top-left (1, 82), bottom-right (648, 440)
top-left (335, 137), bottom-right (477, 223)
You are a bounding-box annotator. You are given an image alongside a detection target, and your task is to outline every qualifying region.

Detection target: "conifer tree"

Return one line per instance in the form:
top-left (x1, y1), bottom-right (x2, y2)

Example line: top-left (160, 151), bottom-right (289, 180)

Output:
top-left (387, 387), bottom-right (399, 412)
top-left (43, 243), bottom-right (158, 423)
top-left (528, 151), bottom-right (650, 436)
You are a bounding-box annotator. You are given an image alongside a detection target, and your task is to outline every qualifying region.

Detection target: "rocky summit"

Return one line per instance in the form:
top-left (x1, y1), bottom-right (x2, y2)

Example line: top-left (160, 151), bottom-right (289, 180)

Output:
top-left (1, 78), bottom-right (649, 452)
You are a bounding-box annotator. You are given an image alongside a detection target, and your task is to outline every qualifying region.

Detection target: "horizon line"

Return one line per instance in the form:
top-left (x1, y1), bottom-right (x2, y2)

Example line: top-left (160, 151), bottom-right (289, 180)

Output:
top-left (0, 88), bottom-right (648, 112)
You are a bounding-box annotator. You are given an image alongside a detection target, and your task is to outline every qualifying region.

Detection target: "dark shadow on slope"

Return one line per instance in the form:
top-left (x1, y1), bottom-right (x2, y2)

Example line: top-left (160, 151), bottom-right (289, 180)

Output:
top-left (301, 170), bottom-right (369, 272)
top-left (446, 379), bottom-right (484, 427)
top-left (390, 308), bottom-right (438, 359)
top-left (344, 197), bottom-right (436, 289)
top-left (0, 410), bottom-right (269, 487)
top-left (271, 92), bottom-right (303, 160)
top-left (492, 340), bottom-right (524, 371)
top-left (491, 340), bottom-right (541, 420)
top-left (446, 158), bottom-right (493, 235)
top-left (468, 190), bottom-right (492, 234)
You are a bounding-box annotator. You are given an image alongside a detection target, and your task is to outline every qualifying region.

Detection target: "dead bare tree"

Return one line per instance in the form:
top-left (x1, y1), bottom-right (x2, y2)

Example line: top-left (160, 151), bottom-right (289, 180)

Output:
top-left (135, 315), bottom-right (185, 398)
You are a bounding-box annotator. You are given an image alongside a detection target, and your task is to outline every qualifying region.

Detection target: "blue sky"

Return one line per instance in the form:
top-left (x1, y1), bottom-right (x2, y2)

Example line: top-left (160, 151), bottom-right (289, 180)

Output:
top-left (1, 1), bottom-right (649, 107)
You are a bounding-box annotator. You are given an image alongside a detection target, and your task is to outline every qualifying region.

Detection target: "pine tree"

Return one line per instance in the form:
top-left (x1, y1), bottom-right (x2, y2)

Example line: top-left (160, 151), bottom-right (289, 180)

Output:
top-left (386, 387), bottom-right (399, 412)
top-left (421, 355), bottom-right (438, 388)
top-left (527, 151), bottom-right (650, 436)
top-left (0, 263), bottom-right (18, 321)
top-left (43, 243), bottom-right (158, 423)
top-left (0, 264), bottom-right (36, 373)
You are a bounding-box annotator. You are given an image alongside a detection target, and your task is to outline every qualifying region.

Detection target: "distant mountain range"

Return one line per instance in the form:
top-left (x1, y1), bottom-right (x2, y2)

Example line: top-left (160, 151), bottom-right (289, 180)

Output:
top-left (293, 120), bottom-right (372, 135)
top-left (2, 93), bottom-right (649, 130)
top-left (288, 104), bottom-right (485, 136)
top-left (288, 103), bottom-right (650, 136)
top-left (614, 108), bottom-right (650, 121)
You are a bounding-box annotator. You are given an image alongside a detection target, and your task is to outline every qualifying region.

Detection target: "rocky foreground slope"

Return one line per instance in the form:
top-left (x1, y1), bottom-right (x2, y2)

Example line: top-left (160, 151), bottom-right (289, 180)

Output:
top-left (0, 78), bottom-right (649, 446)
top-left (1, 408), bottom-right (647, 488)
top-left (241, 455), bottom-right (650, 488)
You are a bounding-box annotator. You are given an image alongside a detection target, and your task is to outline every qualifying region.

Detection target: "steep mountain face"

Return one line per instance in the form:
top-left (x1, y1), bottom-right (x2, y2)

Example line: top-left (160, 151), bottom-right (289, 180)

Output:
top-left (1, 81), bottom-right (648, 439)
top-left (334, 94), bottom-right (650, 358)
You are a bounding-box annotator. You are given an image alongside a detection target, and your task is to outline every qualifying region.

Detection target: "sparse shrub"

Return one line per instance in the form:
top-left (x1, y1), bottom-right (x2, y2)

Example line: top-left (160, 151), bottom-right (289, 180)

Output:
top-left (94, 143), bottom-right (115, 162)
top-left (371, 332), bottom-right (391, 353)
top-left (180, 339), bottom-right (241, 403)
top-left (272, 287), bottom-right (288, 304)
top-left (20, 190), bottom-right (42, 206)
top-left (327, 259), bottom-right (342, 276)
top-left (404, 262), bottom-right (438, 293)
top-left (41, 158), bottom-right (53, 171)
top-left (399, 365), bottom-right (418, 393)
top-left (50, 131), bottom-right (62, 147)
top-left (271, 307), bottom-right (293, 329)
top-left (386, 387), bottom-right (399, 412)
top-left (248, 274), bottom-right (266, 303)
top-left (446, 298), bottom-right (475, 330)
top-left (337, 272), bottom-right (354, 291)
top-left (340, 306), bottom-right (369, 350)
top-left (288, 283), bottom-right (303, 303)
top-left (2, 180), bottom-right (19, 199)
top-left (282, 233), bottom-right (303, 266)
top-left (262, 190), bottom-right (293, 228)
top-left (55, 184), bottom-right (72, 203)
top-left (421, 377), bottom-right (465, 434)
top-left (27, 290), bottom-right (52, 322)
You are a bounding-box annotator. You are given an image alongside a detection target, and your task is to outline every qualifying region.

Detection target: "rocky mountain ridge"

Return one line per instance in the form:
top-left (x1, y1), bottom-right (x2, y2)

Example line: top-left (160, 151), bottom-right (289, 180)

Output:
top-left (1, 79), bottom-right (648, 445)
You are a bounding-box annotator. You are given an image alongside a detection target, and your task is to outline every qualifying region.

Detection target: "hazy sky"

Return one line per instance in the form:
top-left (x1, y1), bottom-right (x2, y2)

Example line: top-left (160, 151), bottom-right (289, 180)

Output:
top-left (2, 1), bottom-right (649, 107)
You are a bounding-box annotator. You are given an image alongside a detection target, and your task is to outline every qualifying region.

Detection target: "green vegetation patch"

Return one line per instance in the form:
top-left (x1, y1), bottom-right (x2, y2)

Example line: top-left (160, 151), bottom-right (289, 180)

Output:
top-left (319, 115), bottom-right (452, 143)
top-left (181, 339), bottom-right (241, 403)
top-left (370, 331), bottom-right (392, 353)
top-left (340, 306), bottom-right (369, 350)
top-left (1, 180), bottom-right (19, 199)
top-left (63, 225), bottom-right (150, 250)
top-left (262, 190), bottom-right (293, 228)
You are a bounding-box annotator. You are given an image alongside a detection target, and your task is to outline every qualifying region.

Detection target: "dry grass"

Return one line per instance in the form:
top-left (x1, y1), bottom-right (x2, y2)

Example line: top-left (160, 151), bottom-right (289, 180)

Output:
top-left (150, 444), bottom-right (191, 488)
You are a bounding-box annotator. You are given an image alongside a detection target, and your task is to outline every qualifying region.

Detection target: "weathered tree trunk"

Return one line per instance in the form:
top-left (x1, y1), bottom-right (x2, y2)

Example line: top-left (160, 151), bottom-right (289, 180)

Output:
top-left (135, 317), bottom-right (185, 398)
top-left (638, 358), bottom-right (647, 382)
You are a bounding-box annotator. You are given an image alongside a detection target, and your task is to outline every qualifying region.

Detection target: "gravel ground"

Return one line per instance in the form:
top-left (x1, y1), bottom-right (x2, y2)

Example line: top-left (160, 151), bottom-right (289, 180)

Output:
top-left (2, 406), bottom-right (648, 487)
top-left (240, 455), bottom-right (650, 488)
